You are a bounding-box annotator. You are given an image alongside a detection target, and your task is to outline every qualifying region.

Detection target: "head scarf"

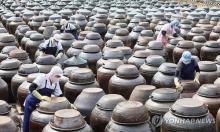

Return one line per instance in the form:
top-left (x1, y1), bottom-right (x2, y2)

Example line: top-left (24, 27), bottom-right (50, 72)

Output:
top-left (47, 66), bottom-right (63, 83)
top-left (180, 51), bottom-right (192, 63)
top-left (170, 20), bottom-right (180, 28)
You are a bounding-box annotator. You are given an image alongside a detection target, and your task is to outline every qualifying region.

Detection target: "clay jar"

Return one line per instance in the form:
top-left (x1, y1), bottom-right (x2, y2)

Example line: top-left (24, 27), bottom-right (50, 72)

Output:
top-left (66, 41), bottom-right (87, 57)
top-left (63, 54), bottom-right (88, 68)
top-left (134, 37), bottom-right (150, 52)
top-left (105, 101), bottom-right (153, 132)
top-left (129, 26), bottom-right (145, 49)
top-left (140, 55), bottom-right (166, 84)
top-left (79, 45), bottom-right (102, 74)
top-left (0, 59), bottom-right (21, 103)
top-left (0, 100), bottom-right (21, 127)
top-left (0, 34), bottom-right (18, 51)
top-left (90, 94), bottom-right (126, 132)
top-left (96, 49), bottom-right (125, 69)
top-left (200, 41), bottom-right (220, 61)
top-left (129, 85), bottom-right (156, 104)
top-left (7, 17), bottom-right (26, 35)
top-left (165, 38), bottom-right (184, 63)
top-left (28, 16), bottom-right (45, 31)
top-left (71, 14), bottom-right (88, 31)
top-left (180, 80), bottom-right (200, 98)
top-left (0, 116), bottom-right (19, 132)
top-left (20, 30), bottom-right (38, 50)
top-left (29, 97), bottom-right (71, 132)
top-left (145, 41), bottom-right (167, 60)
top-left (35, 55), bottom-right (57, 73)
top-left (199, 61), bottom-right (220, 84)
top-left (0, 77), bottom-right (8, 102)
top-left (187, 27), bottom-right (205, 40)
top-left (128, 50), bottom-right (148, 69)
top-left (42, 109), bottom-right (92, 132)
top-left (145, 88), bottom-right (180, 131)
top-left (59, 33), bottom-right (75, 53)
top-left (196, 19), bottom-right (213, 39)
top-left (11, 64), bottom-right (39, 101)
top-left (216, 55), bottom-right (220, 71)
top-left (108, 64), bottom-right (146, 99)
top-left (91, 23), bottom-right (107, 39)
top-left (210, 26), bottom-right (220, 41)
top-left (112, 28), bottom-right (132, 48)
top-left (173, 40), bottom-right (198, 63)
top-left (97, 59), bottom-right (124, 94)
top-left (17, 73), bottom-right (44, 109)
top-left (104, 26), bottom-right (120, 42)
top-left (193, 84), bottom-right (220, 118)
top-left (192, 36), bottom-right (206, 56)
top-left (151, 63), bottom-right (177, 88)
top-left (161, 98), bottom-right (216, 132)
top-left (38, 21), bottom-right (54, 34)
top-left (84, 32), bottom-right (104, 49)
top-left (180, 24), bottom-right (192, 40)
top-left (102, 40), bottom-right (124, 52)
top-left (14, 25), bottom-right (30, 45)
top-left (25, 33), bottom-right (45, 62)
top-left (9, 49), bottom-right (32, 64)
top-left (64, 68), bottom-right (99, 103)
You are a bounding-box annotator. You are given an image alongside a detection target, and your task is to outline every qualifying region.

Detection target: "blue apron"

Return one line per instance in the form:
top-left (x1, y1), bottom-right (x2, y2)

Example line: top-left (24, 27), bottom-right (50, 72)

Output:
top-left (43, 41), bottom-right (58, 56)
top-left (180, 59), bottom-right (196, 80)
top-left (22, 80), bottom-right (56, 132)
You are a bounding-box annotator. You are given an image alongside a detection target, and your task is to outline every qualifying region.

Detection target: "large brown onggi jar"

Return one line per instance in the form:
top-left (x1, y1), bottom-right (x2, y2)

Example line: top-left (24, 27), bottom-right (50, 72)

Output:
top-left (140, 55), bottom-right (166, 84)
top-left (102, 39), bottom-right (124, 53)
top-left (97, 59), bottom-right (124, 94)
top-left (42, 109), bottom-right (92, 132)
top-left (145, 88), bottom-right (180, 131)
top-left (63, 54), bottom-right (88, 68)
top-left (74, 88), bottom-right (105, 123)
top-left (36, 55), bottom-right (58, 73)
top-left (14, 25), bottom-right (30, 45)
top-left (84, 32), bottom-right (104, 49)
top-left (186, 27), bottom-right (205, 40)
top-left (66, 41), bottom-right (87, 57)
top-left (145, 41), bottom-right (167, 60)
top-left (116, 46), bottom-right (132, 61)
top-left (200, 41), bottom-right (220, 61)
top-left (20, 30), bottom-right (38, 50)
top-left (59, 33), bottom-right (75, 53)
top-left (151, 63), bottom-right (177, 88)
top-left (209, 26), bottom-right (220, 41)
top-left (64, 68), bottom-right (99, 103)
top-left (0, 34), bottom-right (18, 51)
top-left (108, 64), bottom-right (146, 99)
top-left (0, 116), bottom-right (19, 132)
top-left (90, 94), bottom-right (126, 132)
top-left (104, 26), bottom-right (120, 42)
top-left (180, 80), bottom-right (200, 98)
top-left (29, 97), bottom-right (71, 132)
top-left (128, 50), bottom-right (148, 69)
top-left (105, 101), bottom-right (153, 132)
top-left (192, 36), bottom-right (206, 56)
top-left (112, 28), bottom-right (132, 48)
top-left (161, 98), bottom-right (216, 132)
top-left (9, 49), bottom-right (32, 64)
top-left (129, 26), bottom-right (145, 49)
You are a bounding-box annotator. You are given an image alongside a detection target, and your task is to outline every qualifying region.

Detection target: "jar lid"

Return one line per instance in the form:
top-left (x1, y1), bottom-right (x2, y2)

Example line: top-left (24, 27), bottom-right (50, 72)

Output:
top-left (69, 68), bottom-right (95, 84)
top-left (171, 98), bottom-right (209, 118)
top-left (1, 46), bottom-right (18, 54)
top-left (63, 67), bottom-right (79, 77)
top-left (116, 47), bottom-right (132, 55)
top-left (24, 31), bottom-right (38, 38)
top-left (97, 94), bottom-right (126, 110)
top-left (37, 97), bottom-right (71, 114)
top-left (107, 26), bottom-right (120, 34)
top-left (93, 23), bottom-right (106, 28)
top-left (216, 55), bottom-right (220, 64)
top-left (112, 101), bottom-right (148, 124)
top-left (61, 33), bottom-right (74, 40)
top-left (177, 40), bottom-right (194, 48)
top-left (197, 84), bottom-right (220, 98)
top-left (83, 45), bottom-right (100, 53)
top-left (191, 27), bottom-right (204, 34)
top-left (36, 55), bottom-right (57, 65)
top-left (72, 41), bottom-right (87, 49)
top-left (86, 21), bottom-right (95, 27)
top-left (103, 59), bottom-right (124, 70)
top-left (134, 50), bottom-right (148, 58)
top-left (158, 63), bottom-right (177, 75)
top-left (50, 109), bottom-right (86, 131)
top-left (148, 41), bottom-right (163, 50)
top-left (133, 26), bottom-right (145, 32)
top-left (64, 55), bottom-right (87, 67)
top-left (180, 24), bottom-right (192, 29)
top-left (18, 64), bottom-right (39, 76)
top-left (198, 61), bottom-right (217, 72)
top-left (205, 41), bottom-right (220, 48)
top-left (32, 16), bottom-right (44, 22)
top-left (103, 49), bottom-right (124, 60)
top-left (115, 28), bottom-right (129, 36)
top-left (9, 49), bottom-right (28, 60)
top-left (0, 59), bottom-right (21, 70)
top-left (0, 100), bottom-right (11, 114)
top-left (192, 36), bottom-right (206, 43)
top-left (0, 34), bottom-right (16, 43)
top-left (169, 38), bottom-right (182, 45)
top-left (85, 32), bottom-right (101, 40)
top-left (106, 40), bottom-right (124, 48)
top-left (116, 64), bottom-right (139, 78)
top-left (0, 116), bottom-right (18, 132)
top-left (146, 55), bottom-right (165, 67)
top-left (213, 26), bottom-right (220, 33)
top-left (150, 88), bottom-right (180, 102)
top-left (27, 73), bottom-right (44, 83)
top-left (30, 33), bottom-right (44, 41)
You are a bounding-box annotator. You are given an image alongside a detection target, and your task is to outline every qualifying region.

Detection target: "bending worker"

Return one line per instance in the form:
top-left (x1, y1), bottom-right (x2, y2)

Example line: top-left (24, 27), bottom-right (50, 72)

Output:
top-left (60, 21), bottom-right (80, 40)
top-left (174, 51), bottom-right (200, 91)
top-left (156, 20), bottom-right (180, 47)
top-left (39, 34), bottom-right (64, 61)
top-left (23, 66), bottom-right (63, 132)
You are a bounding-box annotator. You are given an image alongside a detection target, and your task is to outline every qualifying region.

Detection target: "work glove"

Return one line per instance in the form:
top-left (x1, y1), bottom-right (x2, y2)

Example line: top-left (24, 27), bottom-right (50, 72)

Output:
top-left (32, 90), bottom-right (51, 102)
top-left (174, 77), bottom-right (182, 92)
top-left (194, 72), bottom-right (200, 85)
top-left (56, 52), bottom-right (63, 61)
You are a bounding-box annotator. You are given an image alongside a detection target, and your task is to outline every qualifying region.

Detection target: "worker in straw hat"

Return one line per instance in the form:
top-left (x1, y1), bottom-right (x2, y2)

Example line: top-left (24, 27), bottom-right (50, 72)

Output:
top-left (23, 66), bottom-right (63, 132)
top-left (174, 51), bottom-right (200, 92)
top-left (60, 19), bottom-right (80, 40)
top-left (156, 20), bottom-right (180, 47)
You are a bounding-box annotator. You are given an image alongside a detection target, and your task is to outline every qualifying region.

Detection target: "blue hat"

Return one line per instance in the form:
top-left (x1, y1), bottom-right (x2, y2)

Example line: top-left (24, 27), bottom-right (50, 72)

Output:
top-left (170, 20), bottom-right (179, 28)
top-left (181, 51), bottom-right (192, 62)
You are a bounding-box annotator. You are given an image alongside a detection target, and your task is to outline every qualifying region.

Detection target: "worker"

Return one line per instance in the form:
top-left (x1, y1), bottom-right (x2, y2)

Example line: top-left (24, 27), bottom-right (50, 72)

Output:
top-left (60, 20), bottom-right (80, 40)
top-left (156, 20), bottom-right (180, 47)
top-left (39, 34), bottom-right (64, 61)
top-left (174, 51), bottom-right (200, 91)
top-left (22, 66), bottom-right (63, 132)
